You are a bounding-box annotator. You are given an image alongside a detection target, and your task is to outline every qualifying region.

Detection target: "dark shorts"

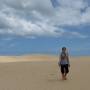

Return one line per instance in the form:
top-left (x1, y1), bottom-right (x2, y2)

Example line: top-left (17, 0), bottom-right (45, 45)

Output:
top-left (60, 64), bottom-right (69, 74)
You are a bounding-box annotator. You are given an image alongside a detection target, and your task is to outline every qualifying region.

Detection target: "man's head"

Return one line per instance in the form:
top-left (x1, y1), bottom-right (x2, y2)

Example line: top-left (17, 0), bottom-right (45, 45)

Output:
top-left (62, 47), bottom-right (66, 52)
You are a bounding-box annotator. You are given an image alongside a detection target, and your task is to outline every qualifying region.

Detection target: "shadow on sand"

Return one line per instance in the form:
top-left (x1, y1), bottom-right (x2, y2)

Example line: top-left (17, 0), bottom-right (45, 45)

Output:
top-left (47, 73), bottom-right (69, 83)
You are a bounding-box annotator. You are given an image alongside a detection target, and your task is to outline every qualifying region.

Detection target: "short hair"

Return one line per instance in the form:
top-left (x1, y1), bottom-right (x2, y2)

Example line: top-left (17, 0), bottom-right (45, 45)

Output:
top-left (62, 47), bottom-right (66, 50)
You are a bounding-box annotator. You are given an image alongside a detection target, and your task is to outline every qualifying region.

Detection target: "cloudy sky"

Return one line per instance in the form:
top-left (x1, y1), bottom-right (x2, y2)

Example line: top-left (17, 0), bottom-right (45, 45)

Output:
top-left (0, 0), bottom-right (90, 56)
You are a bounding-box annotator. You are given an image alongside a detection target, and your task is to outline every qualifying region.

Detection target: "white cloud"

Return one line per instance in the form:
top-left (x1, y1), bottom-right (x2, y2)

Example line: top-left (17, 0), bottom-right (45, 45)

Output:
top-left (58, 0), bottom-right (87, 9)
top-left (81, 7), bottom-right (90, 24)
top-left (69, 31), bottom-right (88, 38)
top-left (0, 0), bottom-right (89, 38)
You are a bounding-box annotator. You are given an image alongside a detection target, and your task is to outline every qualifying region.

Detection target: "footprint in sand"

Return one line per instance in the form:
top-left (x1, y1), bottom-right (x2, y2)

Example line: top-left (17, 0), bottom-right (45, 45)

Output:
top-left (47, 73), bottom-right (59, 81)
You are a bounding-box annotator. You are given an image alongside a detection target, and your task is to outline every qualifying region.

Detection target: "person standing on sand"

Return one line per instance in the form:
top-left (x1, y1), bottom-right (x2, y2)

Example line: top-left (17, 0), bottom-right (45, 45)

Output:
top-left (58, 47), bottom-right (70, 80)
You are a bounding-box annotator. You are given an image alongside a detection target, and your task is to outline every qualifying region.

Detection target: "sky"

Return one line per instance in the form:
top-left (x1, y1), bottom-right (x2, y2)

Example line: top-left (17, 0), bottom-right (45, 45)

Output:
top-left (0, 0), bottom-right (90, 56)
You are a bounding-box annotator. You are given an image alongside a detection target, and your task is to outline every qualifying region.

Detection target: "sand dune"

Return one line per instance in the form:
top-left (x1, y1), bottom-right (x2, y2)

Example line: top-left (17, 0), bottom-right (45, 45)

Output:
top-left (0, 55), bottom-right (90, 90)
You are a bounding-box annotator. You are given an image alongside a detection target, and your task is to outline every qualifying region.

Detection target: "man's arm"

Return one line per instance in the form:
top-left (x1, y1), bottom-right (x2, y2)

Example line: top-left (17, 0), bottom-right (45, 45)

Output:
top-left (58, 54), bottom-right (61, 66)
top-left (67, 53), bottom-right (70, 67)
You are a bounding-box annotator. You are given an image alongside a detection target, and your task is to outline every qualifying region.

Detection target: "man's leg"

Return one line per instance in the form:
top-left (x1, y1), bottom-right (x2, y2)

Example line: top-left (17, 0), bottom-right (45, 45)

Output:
top-left (61, 65), bottom-right (65, 80)
top-left (64, 64), bottom-right (69, 80)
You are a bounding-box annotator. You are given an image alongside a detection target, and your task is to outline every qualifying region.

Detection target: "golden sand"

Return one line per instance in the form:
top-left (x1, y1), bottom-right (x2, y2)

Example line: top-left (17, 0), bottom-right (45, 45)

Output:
top-left (0, 55), bottom-right (90, 90)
